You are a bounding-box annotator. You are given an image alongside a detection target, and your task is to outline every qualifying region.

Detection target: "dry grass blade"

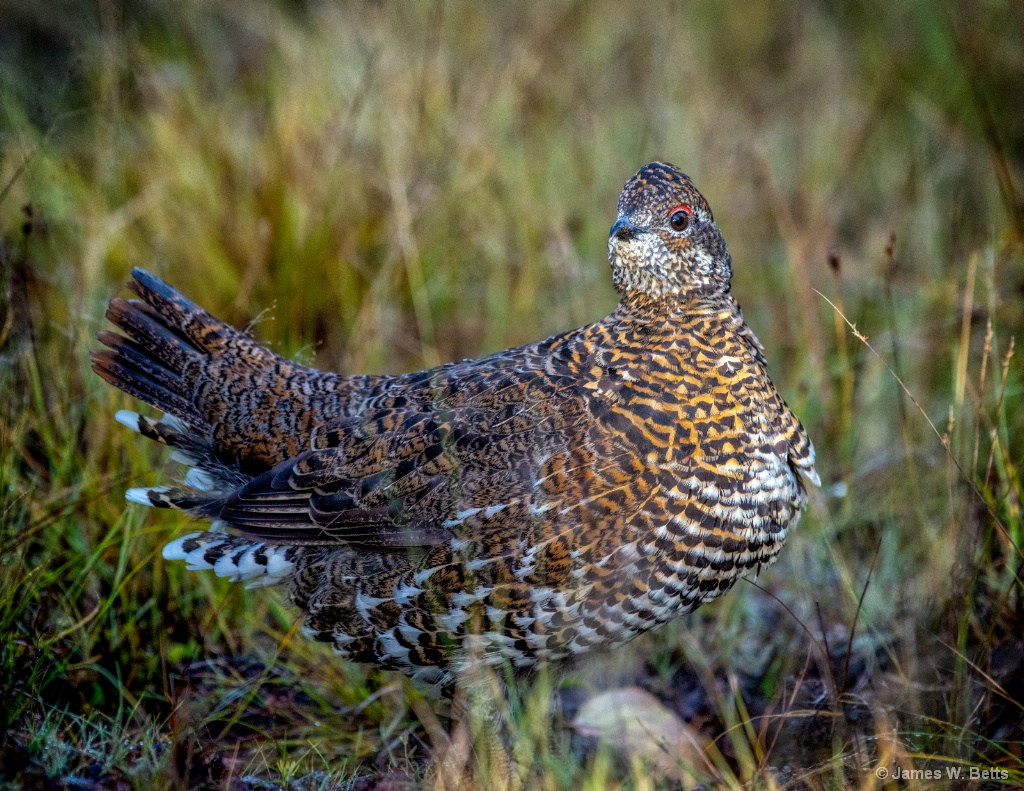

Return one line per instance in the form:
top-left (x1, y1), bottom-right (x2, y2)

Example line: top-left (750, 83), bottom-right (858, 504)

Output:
top-left (815, 289), bottom-right (1022, 563)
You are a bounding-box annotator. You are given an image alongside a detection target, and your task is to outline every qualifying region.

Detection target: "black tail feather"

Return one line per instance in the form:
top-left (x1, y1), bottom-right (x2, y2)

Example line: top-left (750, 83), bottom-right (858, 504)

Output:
top-left (104, 298), bottom-right (196, 374)
top-left (96, 330), bottom-right (183, 386)
top-left (92, 348), bottom-right (203, 424)
top-left (126, 267), bottom-right (228, 352)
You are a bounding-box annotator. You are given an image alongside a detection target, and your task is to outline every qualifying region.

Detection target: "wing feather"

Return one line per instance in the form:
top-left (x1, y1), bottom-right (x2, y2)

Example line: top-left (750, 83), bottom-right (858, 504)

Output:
top-left (212, 360), bottom-right (590, 549)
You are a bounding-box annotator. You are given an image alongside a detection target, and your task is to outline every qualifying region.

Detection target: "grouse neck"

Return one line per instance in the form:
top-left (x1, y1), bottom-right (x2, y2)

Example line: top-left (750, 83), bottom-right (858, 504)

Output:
top-left (619, 288), bottom-right (735, 320)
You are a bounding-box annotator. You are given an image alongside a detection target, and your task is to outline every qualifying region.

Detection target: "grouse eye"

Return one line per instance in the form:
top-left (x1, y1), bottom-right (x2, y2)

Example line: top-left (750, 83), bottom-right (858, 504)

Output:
top-left (668, 205), bottom-right (692, 231)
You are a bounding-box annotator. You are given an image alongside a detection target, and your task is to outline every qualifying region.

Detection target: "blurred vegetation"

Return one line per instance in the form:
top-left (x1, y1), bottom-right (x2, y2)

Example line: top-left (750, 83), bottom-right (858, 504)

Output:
top-left (1, 0), bottom-right (1022, 788)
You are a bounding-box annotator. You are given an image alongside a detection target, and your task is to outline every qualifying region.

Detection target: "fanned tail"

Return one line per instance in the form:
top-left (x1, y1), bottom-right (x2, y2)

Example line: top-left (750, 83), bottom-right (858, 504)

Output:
top-left (92, 268), bottom-right (249, 511)
top-left (94, 270), bottom-right (304, 587)
top-left (91, 268), bottom-right (231, 426)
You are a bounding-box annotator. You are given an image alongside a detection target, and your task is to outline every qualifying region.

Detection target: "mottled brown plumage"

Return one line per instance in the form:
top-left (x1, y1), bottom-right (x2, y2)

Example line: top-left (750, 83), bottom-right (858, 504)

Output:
top-left (93, 162), bottom-right (818, 688)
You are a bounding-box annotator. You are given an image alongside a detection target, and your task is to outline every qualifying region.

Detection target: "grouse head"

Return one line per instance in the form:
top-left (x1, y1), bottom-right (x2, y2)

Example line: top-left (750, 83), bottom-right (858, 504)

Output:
top-left (608, 162), bottom-right (732, 301)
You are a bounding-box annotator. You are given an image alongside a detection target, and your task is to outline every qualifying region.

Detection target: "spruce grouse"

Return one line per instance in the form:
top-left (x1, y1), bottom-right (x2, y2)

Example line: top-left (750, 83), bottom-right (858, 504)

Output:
top-left (93, 162), bottom-right (819, 689)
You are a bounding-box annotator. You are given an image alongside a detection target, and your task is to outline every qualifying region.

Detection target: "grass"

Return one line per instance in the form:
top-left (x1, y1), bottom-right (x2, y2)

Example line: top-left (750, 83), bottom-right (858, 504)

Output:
top-left (1, 0), bottom-right (1022, 788)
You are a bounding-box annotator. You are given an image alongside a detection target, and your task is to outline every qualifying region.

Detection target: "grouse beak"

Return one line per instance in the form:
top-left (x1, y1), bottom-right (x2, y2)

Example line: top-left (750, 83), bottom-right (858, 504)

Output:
top-left (610, 217), bottom-right (636, 242)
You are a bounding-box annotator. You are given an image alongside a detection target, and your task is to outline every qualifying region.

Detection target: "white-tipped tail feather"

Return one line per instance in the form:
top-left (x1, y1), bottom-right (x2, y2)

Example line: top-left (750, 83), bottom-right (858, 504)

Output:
top-left (117, 408), bottom-right (236, 508)
top-left (162, 533), bottom-right (296, 589)
top-left (116, 409), bottom-right (200, 465)
top-left (115, 409), bottom-right (189, 438)
top-left (183, 467), bottom-right (217, 491)
top-left (126, 486), bottom-right (168, 506)
top-left (115, 410), bottom-right (143, 431)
